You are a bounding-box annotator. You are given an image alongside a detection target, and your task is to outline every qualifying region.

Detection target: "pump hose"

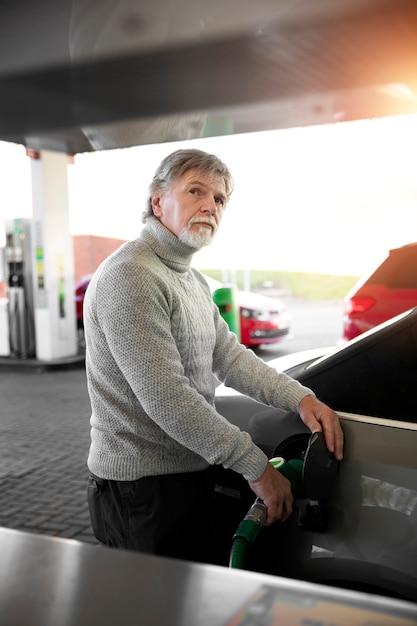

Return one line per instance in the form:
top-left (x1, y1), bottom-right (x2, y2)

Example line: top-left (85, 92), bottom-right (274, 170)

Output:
top-left (229, 457), bottom-right (304, 569)
top-left (229, 538), bottom-right (248, 569)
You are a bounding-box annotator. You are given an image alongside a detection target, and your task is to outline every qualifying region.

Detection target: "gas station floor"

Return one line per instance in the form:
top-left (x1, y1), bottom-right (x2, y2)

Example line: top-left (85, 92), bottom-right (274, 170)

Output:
top-left (0, 355), bottom-right (98, 545)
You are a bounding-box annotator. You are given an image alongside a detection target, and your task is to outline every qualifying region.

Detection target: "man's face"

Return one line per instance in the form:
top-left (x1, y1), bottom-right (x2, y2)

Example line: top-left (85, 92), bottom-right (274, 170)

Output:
top-left (151, 168), bottom-right (227, 249)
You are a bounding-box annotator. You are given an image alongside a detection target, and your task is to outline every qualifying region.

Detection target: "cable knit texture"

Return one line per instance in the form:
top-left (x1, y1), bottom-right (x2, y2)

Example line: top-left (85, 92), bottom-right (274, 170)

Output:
top-left (84, 216), bottom-right (314, 482)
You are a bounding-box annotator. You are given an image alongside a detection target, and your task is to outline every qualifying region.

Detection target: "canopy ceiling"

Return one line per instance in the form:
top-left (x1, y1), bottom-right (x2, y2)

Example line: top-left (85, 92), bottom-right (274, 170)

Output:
top-left (1, 0), bottom-right (417, 154)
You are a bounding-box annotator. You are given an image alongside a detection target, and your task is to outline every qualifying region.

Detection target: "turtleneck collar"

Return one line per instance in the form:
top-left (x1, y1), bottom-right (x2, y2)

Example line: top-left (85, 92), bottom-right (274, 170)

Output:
top-left (140, 215), bottom-right (196, 273)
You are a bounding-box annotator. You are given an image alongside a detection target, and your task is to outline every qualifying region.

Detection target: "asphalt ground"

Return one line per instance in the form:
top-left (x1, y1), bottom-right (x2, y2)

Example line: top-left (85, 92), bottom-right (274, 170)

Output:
top-left (0, 359), bottom-right (98, 545)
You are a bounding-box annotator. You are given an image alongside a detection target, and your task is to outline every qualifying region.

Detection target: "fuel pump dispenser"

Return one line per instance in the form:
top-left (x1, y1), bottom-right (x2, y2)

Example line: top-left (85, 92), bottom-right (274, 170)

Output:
top-left (4, 219), bottom-right (35, 358)
top-left (229, 431), bottom-right (340, 569)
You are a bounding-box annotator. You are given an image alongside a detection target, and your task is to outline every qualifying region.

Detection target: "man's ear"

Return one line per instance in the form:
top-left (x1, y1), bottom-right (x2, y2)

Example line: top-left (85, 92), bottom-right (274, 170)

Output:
top-left (151, 193), bottom-right (163, 217)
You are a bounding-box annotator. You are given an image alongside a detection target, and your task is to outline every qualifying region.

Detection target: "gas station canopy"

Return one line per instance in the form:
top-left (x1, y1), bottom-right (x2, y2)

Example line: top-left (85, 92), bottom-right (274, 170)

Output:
top-left (1, 0), bottom-right (417, 154)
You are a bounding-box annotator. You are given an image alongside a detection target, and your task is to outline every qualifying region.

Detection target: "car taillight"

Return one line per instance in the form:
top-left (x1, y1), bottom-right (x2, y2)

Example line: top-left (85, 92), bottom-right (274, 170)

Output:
top-left (344, 296), bottom-right (376, 315)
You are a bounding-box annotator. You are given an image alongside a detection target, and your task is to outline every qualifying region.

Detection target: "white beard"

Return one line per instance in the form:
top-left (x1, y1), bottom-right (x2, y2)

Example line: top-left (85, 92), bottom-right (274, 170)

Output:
top-left (178, 221), bottom-right (217, 249)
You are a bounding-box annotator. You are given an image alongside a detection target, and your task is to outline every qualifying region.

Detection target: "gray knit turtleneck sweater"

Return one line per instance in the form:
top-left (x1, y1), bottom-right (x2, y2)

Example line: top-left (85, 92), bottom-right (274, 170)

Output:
top-left (84, 216), bottom-right (313, 483)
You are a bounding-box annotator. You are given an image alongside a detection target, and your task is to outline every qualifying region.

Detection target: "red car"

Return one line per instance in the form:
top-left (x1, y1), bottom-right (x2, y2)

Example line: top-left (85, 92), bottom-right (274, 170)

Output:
top-left (203, 275), bottom-right (290, 348)
top-left (343, 242), bottom-right (417, 340)
top-left (75, 274), bottom-right (92, 329)
top-left (75, 273), bottom-right (290, 348)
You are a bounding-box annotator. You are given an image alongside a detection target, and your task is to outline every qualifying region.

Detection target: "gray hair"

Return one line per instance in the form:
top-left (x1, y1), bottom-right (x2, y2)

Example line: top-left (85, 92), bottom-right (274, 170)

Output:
top-left (142, 148), bottom-right (234, 222)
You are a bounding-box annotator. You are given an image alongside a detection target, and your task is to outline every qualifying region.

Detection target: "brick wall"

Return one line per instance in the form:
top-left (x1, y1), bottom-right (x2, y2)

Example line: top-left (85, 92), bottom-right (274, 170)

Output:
top-left (73, 234), bottom-right (127, 284)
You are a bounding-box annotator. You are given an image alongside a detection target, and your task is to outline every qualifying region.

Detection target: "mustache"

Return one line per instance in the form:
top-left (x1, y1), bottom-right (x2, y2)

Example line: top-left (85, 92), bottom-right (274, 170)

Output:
top-left (188, 217), bottom-right (217, 229)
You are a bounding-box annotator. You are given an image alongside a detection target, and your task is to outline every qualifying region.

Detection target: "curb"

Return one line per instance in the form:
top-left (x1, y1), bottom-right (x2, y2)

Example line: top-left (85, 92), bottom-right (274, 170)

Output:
top-left (0, 354), bottom-right (85, 372)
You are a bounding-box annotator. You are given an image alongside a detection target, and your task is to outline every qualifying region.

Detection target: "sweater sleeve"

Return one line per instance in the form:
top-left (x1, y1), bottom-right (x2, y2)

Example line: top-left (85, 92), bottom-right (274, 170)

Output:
top-left (91, 264), bottom-right (269, 482)
top-left (209, 295), bottom-right (315, 411)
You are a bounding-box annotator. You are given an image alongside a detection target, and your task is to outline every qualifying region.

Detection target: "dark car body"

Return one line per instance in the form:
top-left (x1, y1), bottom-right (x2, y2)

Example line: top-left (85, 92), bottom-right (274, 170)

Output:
top-left (214, 308), bottom-right (417, 603)
top-left (343, 243), bottom-right (417, 340)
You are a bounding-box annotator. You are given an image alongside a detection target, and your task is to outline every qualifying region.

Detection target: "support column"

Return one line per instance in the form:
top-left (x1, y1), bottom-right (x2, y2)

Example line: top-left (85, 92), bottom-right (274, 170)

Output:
top-left (29, 150), bottom-right (77, 360)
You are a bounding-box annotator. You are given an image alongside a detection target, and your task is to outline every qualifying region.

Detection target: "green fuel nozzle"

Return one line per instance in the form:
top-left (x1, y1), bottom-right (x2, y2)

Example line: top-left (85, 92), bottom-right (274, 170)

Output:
top-left (229, 432), bottom-right (340, 569)
top-left (269, 456), bottom-right (305, 499)
top-left (229, 456), bottom-right (304, 569)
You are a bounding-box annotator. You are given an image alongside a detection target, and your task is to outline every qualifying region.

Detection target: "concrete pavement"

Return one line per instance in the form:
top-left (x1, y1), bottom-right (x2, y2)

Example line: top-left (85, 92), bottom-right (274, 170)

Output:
top-left (0, 359), bottom-right (98, 545)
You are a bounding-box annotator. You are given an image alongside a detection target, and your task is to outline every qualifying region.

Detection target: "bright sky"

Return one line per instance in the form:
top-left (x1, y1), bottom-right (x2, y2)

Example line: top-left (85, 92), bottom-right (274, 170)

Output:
top-left (1, 113), bottom-right (417, 277)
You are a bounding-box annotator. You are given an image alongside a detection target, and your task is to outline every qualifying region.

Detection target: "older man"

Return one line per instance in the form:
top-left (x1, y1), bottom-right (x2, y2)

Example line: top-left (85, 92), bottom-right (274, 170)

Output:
top-left (84, 148), bottom-right (343, 564)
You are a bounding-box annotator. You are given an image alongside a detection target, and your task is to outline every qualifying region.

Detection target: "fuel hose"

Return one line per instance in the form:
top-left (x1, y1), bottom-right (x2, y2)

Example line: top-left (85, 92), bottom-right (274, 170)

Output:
top-left (229, 457), bottom-right (304, 569)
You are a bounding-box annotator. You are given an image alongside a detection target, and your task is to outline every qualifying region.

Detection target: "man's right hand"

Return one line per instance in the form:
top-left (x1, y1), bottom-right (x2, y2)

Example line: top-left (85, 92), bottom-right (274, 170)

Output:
top-left (248, 461), bottom-right (293, 525)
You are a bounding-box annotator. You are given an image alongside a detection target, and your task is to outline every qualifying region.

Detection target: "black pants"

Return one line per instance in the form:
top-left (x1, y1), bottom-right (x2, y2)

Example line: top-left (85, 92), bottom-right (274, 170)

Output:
top-left (87, 467), bottom-right (240, 565)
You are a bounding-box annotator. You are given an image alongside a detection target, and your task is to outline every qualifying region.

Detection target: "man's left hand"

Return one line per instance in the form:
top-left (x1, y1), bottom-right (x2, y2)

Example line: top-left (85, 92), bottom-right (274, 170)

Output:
top-left (298, 395), bottom-right (344, 461)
